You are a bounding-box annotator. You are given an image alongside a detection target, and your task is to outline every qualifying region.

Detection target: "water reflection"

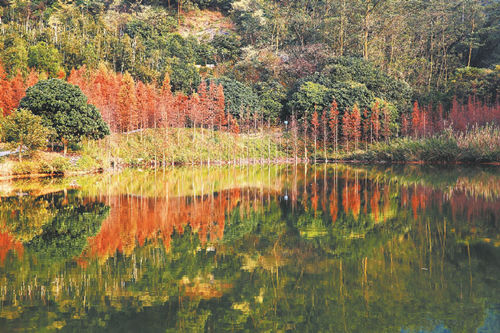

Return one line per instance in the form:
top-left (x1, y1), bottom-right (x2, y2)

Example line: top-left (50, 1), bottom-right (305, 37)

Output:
top-left (0, 164), bottom-right (499, 332)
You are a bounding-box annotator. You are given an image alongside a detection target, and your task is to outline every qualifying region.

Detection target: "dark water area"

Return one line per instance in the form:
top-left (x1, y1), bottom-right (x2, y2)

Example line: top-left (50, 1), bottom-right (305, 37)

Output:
top-left (0, 164), bottom-right (499, 332)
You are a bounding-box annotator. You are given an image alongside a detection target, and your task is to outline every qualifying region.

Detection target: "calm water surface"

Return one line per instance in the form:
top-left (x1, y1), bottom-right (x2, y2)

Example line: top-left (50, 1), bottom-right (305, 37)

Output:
top-left (0, 164), bottom-right (499, 332)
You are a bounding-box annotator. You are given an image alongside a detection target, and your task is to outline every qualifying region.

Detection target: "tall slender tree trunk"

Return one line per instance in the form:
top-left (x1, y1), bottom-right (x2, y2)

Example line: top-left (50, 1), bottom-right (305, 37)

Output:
top-left (363, 7), bottom-right (369, 60)
top-left (62, 138), bottom-right (68, 157)
top-left (467, 17), bottom-right (475, 67)
top-left (314, 135), bottom-right (317, 164)
top-left (339, 0), bottom-right (346, 56)
top-left (178, 0), bottom-right (181, 26)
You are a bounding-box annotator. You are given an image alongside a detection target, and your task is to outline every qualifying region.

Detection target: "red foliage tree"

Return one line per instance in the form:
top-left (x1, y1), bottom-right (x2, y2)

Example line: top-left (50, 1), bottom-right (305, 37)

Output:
top-left (311, 109), bottom-right (320, 162)
top-left (0, 62), bottom-right (14, 115)
top-left (10, 71), bottom-right (26, 109)
top-left (342, 107), bottom-right (352, 151)
top-left (362, 108), bottom-right (370, 149)
top-left (329, 100), bottom-right (339, 153)
top-left (401, 114), bottom-right (410, 137)
top-left (381, 105), bottom-right (391, 141)
top-left (370, 101), bottom-right (380, 142)
top-left (228, 113), bottom-right (240, 134)
top-left (436, 103), bottom-right (444, 133)
top-left (207, 81), bottom-right (218, 131)
top-left (26, 69), bottom-right (40, 88)
top-left (117, 72), bottom-right (137, 132)
top-left (321, 108), bottom-right (329, 160)
top-left (215, 84), bottom-right (227, 130)
top-left (197, 81), bottom-right (208, 129)
top-left (411, 101), bottom-right (421, 137)
top-left (351, 104), bottom-right (361, 150)
top-left (160, 74), bottom-right (174, 129)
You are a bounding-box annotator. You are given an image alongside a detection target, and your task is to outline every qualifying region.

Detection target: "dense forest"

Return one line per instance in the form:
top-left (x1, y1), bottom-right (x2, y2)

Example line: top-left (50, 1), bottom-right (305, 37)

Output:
top-left (0, 0), bottom-right (499, 165)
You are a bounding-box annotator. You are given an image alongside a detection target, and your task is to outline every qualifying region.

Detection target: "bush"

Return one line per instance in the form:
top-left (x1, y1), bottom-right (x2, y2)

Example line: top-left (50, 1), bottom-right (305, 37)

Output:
top-left (1, 109), bottom-right (52, 161)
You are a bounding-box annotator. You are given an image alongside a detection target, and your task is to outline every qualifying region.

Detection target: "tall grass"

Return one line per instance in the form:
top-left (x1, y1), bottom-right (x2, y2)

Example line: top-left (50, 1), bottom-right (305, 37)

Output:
top-left (346, 125), bottom-right (500, 162)
top-left (82, 128), bottom-right (285, 167)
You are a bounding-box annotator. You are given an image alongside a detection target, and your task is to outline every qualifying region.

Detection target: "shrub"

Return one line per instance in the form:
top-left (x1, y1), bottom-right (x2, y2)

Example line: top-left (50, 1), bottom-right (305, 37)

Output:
top-left (1, 109), bottom-right (52, 161)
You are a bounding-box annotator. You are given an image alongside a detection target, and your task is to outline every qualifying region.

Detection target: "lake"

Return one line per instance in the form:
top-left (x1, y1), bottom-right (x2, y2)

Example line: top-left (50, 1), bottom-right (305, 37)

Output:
top-left (0, 164), bottom-right (499, 332)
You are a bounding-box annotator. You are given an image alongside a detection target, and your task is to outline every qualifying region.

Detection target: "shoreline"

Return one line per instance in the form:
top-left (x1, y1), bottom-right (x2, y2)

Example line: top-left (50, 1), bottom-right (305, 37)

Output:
top-left (1, 159), bottom-right (499, 181)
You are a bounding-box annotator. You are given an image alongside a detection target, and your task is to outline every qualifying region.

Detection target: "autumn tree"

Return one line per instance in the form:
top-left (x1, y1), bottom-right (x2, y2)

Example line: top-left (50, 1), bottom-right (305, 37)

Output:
top-left (160, 73), bottom-right (174, 129)
top-left (401, 114), bottom-right (410, 137)
top-left (381, 105), bottom-right (391, 141)
top-left (362, 108), bottom-right (370, 149)
top-left (196, 80), bottom-right (209, 129)
top-left (215, 84), bottom-right (227, 130)
top-left (329, 100), bottom-right (339, 153)
top-left (0, 62), bottom-right (13, 115)
top-left (311, 110), bottom-right (319, 163)
top-left (351, 104), bottom-right (361, 150)
top-left (117, 72), bottom-right (137, 133)
top-left (26, 69), bottom-right (40, 88)
top-left (370, 101), bottom-right (380, 142)
top-left (291, 113), bottom-right (299, 163)
top-left (342, 107), bottom-right (352, 151)
top-left (321, 108), bottom-right (328, 161)
top-left (228, 113), bottom-right (240, 134)
top-left (412, 101), bottom-right (421, 137)
top-left (10, 71), bottom-right (26, 110)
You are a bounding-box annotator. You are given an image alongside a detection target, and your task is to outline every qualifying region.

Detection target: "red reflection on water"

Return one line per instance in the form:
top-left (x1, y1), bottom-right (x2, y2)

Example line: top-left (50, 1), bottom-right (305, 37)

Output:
top-left (0, 230), bottom-right (23, 264)
top-left (83, 189), bottom-right (251, 261)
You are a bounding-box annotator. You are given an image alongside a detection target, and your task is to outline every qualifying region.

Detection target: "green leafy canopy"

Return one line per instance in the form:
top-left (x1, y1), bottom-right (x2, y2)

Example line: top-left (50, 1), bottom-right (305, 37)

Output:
top-left (19, 79), bottom-right (110, 146)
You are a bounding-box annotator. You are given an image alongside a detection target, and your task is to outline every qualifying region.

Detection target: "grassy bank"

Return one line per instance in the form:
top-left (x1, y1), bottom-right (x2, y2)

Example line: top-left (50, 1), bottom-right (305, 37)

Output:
top-left (0, 151), bottom-right (95, 178)
top-left (344, 125), bottom-right (500, 163)
top-left (82, 128), bottom-right (285, 167)
top-left (0, 128), bottom-right (286, 177)
top-left (1, 125), bottom-right (498, 178)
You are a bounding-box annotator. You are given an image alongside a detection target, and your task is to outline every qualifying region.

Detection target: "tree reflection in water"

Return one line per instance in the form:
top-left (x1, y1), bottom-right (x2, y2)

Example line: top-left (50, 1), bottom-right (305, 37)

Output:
top-left (0, 164), bottom-right (499, 332)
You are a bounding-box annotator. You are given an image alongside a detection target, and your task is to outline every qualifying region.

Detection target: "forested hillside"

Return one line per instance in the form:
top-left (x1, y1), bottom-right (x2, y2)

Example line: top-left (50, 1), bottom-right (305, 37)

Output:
top-left (0, 0), bottom-right (499, 167)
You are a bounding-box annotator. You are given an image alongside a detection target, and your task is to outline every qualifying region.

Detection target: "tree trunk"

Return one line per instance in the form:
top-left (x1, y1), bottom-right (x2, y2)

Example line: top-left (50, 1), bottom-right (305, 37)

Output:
top-left (62, 139), bottom-right (68, 157)
top-left (467, 17), bottom-right (475, 67)
top-left (314, 136), bottom-right (317, 164)
top-left (339, 0), bottom-right (346, 56)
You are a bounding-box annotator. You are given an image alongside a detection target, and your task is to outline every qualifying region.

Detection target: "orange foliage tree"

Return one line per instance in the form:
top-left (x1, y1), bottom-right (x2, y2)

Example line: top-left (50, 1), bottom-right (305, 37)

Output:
top-left (329, 100), bottom-right (339, 153)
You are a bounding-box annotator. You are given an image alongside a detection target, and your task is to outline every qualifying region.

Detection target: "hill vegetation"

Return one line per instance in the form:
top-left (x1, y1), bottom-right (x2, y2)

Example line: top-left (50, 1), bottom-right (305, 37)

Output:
top-left (0, 0), bottom-right (498, 169)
